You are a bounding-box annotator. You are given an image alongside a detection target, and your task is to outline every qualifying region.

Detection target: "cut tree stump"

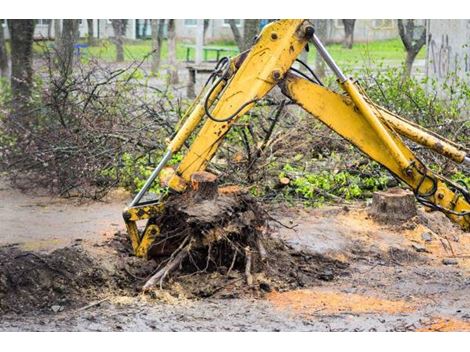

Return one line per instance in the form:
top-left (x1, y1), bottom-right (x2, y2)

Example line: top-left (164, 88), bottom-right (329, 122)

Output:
top-left (190, 171), bottom-right (219, 201)
top-left (369, 188), bottom-right (417, 225)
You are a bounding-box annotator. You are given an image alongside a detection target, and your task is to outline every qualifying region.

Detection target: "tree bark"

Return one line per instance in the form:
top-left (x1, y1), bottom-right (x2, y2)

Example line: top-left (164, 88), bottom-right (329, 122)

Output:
top-left (167, 19), bottom-right (179, 84)
top-left (312, 19), bottom-right (329, 79)
top-left (203, 19), bottom-right (210, 44)
top-left (151, 19), bottom-right (165, 73)
top-left (47, 20), bottom-right (53, 40)
top-left (369, 188), bottom-right (417, 224)
top-left (54, 19), bottom-right (62, 47)
top-left (341, 19), bottom-right (356, 49)
top-left (142, 19), bottom-right (149, 37)
top-left (190, 171), bottom-right (219, 201)
top-left (397, 19), bottom-right (426, 78)
top-left (111, 19), bottom-right (128, 62)
top-left (58, 19), bottom-right (79, 79)
top-left (242, 19), bottom-right (259, 51)
top-left (0, 23), bottom-right (9, 78)
top-left (86, 19), bottom-right (95, 46)
top-left (228, 19), bottom-right (243, 51)
top-left (8, 20), bottom-right (35, 121)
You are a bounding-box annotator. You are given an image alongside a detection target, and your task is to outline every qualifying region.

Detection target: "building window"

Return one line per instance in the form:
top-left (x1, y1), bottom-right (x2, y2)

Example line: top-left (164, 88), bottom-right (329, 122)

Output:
top-left (334, 19), bottom-right (344, 28)
top-left (223, 19), bottom-right (241, 27)
top-left (372, 19), bottom-right (394, 29)
top-left (184, 19), bottom-right (197, 26)
top-left (37, 19), bottom-right (52, 26)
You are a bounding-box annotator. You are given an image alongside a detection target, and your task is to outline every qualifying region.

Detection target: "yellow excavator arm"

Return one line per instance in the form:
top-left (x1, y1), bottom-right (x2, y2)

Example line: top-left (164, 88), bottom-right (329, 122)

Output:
top-left (123, 19), bottom-right (470, 258)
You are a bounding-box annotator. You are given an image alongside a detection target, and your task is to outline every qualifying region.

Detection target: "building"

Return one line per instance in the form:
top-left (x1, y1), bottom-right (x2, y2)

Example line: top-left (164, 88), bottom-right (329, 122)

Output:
top-left (2, 19), bottom-right (399, 44)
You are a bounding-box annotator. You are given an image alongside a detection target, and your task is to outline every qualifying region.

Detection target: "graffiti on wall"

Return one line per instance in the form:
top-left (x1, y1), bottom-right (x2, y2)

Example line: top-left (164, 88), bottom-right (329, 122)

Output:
top-left (428, 32), bottom-right (470, 79)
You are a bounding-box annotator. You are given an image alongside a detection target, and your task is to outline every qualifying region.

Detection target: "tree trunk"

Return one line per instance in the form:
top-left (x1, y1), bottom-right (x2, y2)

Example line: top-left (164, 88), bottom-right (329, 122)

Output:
top-left (228, 19), bottom-right (243, 51)
top-left (242, 19), bottom-right (260, 51)
top-left (86, 19), bottom-right (95, 46)
top-left (397, 19), bottom-right (426, 78)
top-left (142, 19), bottom-right (149, 37)
top-left (341, 19), bottom-right (356, 49)
top-left (151, 19), bottom-right (164, 73)
top-left (313, 19), bottom-right (328, 79)
top-left (167, 19), bottom-right (179, 85)
top-left (0, 24), bottom-right (9, 78)
top-left (203, 19), bottom-right (210, 45)
top-left (8, 20), bottom-right (35, 121)
top-left (54, 19), bottom-right (62, 47)
top-left (111, 19), bottom-right (128, 62)
top-left (405, 50), bottom-right (418, 77)
top-left (47, 20), bottom-right (53, 40)
top-left (58, 19), bottom-right (79, 79)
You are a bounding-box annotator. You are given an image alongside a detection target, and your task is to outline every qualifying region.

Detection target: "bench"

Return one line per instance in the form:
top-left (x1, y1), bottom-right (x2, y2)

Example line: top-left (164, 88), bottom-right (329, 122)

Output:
top-left (183, 45), bottom-right (238, 63)
top-left (186, 64), bottom-right (215, 98)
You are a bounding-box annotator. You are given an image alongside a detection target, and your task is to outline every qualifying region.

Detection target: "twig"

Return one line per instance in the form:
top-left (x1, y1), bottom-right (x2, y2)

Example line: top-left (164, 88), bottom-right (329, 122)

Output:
top-left (244, 246), bottom-right (253, 286)
top-left (75, 297), bottom-right (110, 312)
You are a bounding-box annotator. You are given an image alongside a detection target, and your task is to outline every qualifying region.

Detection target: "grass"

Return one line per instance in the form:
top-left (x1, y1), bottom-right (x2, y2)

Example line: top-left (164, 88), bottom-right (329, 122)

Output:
top-left (32, 38), bottom-right (425, 68)
top-left (312, 38), bottom-right (425, 64)
top-left (84, 40), bottom-right (236, 63)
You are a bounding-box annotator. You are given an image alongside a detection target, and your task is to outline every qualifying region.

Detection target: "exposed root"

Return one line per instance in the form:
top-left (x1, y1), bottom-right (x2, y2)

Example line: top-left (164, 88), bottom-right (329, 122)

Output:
top-left (143, 238), bottom-right (193, 291)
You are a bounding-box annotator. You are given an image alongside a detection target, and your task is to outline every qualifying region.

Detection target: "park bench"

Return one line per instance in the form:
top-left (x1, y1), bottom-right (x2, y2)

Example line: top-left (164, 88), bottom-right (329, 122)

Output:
top-left (183, 45), bottom-right (238, 63)
top-left (186, 64), bottom-right (215, 98)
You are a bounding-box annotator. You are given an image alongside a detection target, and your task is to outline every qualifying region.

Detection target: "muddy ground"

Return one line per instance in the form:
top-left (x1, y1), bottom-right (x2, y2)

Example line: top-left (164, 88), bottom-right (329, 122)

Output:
top-left (0, 181), bottom-right (469, 331)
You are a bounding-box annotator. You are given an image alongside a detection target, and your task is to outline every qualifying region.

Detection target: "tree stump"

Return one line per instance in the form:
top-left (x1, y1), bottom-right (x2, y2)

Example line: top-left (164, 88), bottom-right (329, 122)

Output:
top-left (190, 171), bottom-right (219, 201)
top-left (369, 188), bottom-right (417, 225)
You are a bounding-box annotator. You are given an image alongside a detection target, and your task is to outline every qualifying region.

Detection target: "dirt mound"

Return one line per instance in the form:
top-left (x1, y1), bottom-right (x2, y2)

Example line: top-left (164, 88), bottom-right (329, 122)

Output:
top-left (0, 243), bottom-right (131, 314)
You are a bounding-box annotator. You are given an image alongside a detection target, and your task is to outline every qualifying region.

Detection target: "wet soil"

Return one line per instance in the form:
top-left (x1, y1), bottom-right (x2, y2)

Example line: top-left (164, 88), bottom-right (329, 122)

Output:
top-left (0, 184), bottom-right (469, 331)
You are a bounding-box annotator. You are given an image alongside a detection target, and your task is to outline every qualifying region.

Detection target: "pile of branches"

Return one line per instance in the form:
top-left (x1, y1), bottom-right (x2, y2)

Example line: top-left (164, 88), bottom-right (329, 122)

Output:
top-left (0, 46), bottom-right (183, 198)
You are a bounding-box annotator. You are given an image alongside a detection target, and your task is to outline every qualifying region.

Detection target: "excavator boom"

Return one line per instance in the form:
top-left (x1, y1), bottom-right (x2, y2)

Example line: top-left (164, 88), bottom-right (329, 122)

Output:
top-left (123, 19), bottom-right (469, 258)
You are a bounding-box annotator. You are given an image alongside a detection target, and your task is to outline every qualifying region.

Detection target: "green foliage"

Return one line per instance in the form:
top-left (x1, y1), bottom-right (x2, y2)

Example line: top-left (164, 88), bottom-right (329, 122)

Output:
top-left (451, 171), bottom-right (470, 188)
top-left (101, 151), bottom-right (183, 196)
top-left (279, 163), bottom-right (390, 207)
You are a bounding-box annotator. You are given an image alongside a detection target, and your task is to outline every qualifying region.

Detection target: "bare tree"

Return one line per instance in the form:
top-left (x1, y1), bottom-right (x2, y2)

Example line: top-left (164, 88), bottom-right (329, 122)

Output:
top-left (47, 20), bottom-right (53, 40)
top-left (203, 19), bottom-right (210, 44)
top-left (312, 19), bottom-right (329, 79)
top-left (142, 19), bottom-right (149, 37)
top-left (341, 19), bottom-right (356, 49)
top-left (8, 20), bottom-right (35, 121)
top-left (111, 19), bottom-right (128, 62)
top-left (167, 19), bottom-right (179, 84)
top-left (228, 20), bottom-right (243, 50)
top-left (54, 19), bottom-right (62, 47)
top-left (0, 22), bottom-right (9, 78)
top-left (151, 19), bottom-right (165, 73)
top-left (86, 19), bottom-right (95, 46)
top-left (242, 20), bottom-right (260, 51)
top-left (398, 19), bottom-right (426, 78)
top-left (228, 19), bottom-right (260, 52)
top-left (57, 19), bottom-right (79, 79)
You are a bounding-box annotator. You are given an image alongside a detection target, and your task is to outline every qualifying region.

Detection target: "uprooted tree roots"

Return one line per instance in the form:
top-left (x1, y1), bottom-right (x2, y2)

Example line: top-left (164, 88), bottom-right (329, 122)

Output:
top-left (142, 172), bottom-right (270, 291)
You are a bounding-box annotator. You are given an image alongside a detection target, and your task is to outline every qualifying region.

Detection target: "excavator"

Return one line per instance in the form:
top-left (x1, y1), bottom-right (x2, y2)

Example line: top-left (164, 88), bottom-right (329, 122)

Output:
top-left (123, 19), bottom-right (470, 258)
